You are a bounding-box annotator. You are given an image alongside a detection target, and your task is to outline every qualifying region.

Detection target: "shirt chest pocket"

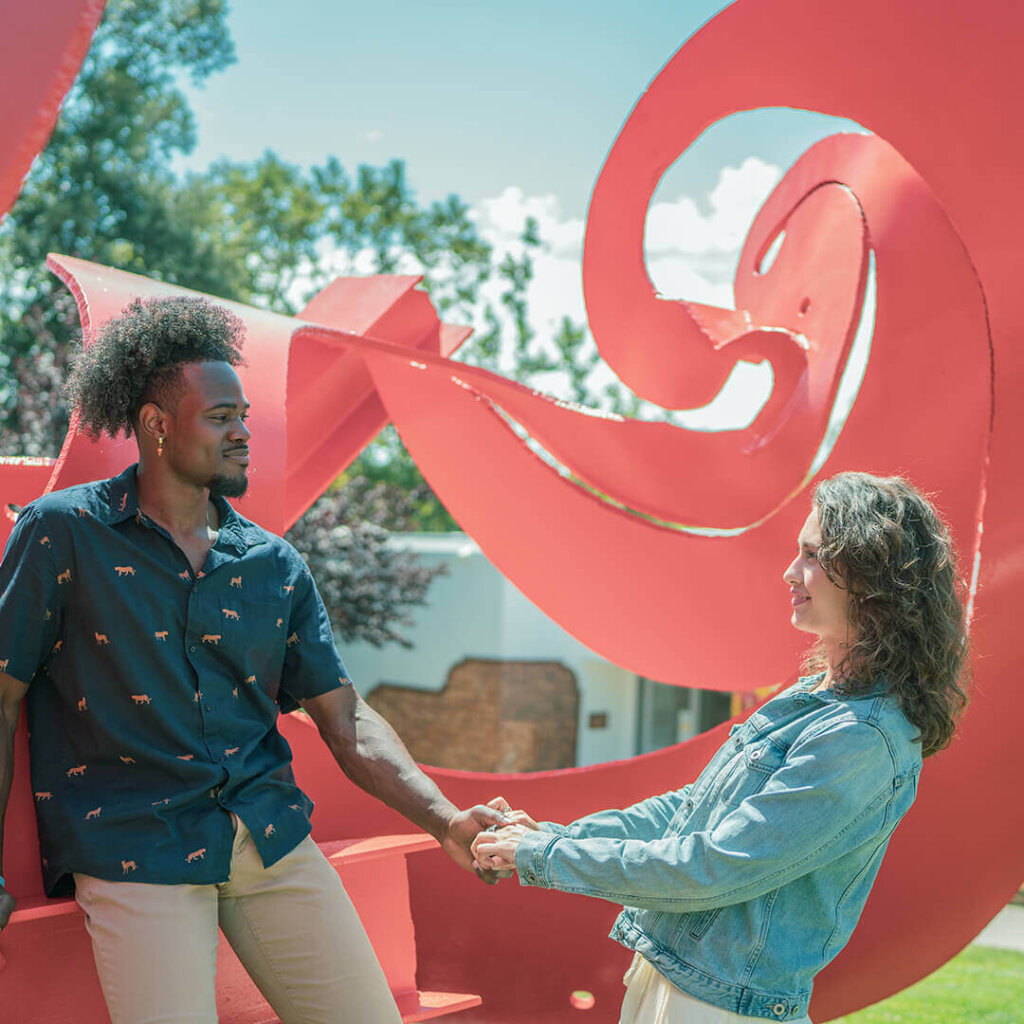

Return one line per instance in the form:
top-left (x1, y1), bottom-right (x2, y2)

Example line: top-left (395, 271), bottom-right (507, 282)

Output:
top-left (716, 738), bottom-right (788, 808)
top-left (211, 591), bottom-right (291, 693)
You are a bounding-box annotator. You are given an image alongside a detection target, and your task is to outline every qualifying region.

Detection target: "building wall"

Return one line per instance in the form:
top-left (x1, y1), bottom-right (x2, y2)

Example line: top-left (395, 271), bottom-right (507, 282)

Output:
top-left (335, 534), bottom-right (640, 768)
top-left (365, 658), bottom-right (579, 772)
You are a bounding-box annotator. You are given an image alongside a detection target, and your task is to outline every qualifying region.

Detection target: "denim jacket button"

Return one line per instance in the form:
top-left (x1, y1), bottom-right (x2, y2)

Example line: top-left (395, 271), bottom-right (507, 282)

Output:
top-left (733, 736), bottom-right (743, 748)
top-left (750, 748), bottom-right (762, 761)
top-left (771, 1002), bottom-right (787, 1017)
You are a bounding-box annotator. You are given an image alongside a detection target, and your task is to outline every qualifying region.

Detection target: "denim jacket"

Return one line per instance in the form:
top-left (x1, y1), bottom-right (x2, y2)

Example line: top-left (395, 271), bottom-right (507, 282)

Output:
top-left (515, 677), bottom-right (922, 1021)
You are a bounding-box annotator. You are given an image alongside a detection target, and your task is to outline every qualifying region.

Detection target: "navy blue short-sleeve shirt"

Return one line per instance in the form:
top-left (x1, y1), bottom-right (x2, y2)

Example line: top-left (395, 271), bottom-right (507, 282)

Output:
top-left (0, 465), bottom-right (349, 895)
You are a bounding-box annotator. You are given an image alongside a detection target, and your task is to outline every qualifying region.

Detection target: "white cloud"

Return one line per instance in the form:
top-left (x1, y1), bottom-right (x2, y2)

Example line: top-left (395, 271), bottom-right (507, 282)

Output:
top-left (644, 157), bottom-right (782, 257)
top-left (474, 187), bottom-right (585, 258)
top-left (464, 158), bottom-right (781, 427)
top-left (295, 158), bottom-right (782, 430)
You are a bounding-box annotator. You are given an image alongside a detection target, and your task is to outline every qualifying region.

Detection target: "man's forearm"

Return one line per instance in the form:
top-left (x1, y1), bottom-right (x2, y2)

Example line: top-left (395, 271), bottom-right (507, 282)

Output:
top-left (321, 695), bottom-right (457, 841)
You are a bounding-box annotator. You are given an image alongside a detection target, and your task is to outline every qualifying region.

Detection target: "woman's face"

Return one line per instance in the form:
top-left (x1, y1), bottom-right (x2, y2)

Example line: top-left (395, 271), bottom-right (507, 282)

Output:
top-left (783, 509), bottom-right (854, 647)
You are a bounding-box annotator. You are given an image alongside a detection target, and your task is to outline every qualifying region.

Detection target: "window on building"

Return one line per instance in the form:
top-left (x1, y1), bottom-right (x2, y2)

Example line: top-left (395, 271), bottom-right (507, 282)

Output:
top-left (634, 677), bottom-right (733, 755)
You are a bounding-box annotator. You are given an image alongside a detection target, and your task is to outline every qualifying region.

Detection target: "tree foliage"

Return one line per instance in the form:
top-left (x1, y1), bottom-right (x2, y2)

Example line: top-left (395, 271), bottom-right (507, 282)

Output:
top-left (0, 0), bottom-right (630, 642)
top-left (284, 479), bottom-right (445, 649)
top-left (0, 0), bottom-right (463, 645)
top-left (0, 1), bottom-right (238, 324)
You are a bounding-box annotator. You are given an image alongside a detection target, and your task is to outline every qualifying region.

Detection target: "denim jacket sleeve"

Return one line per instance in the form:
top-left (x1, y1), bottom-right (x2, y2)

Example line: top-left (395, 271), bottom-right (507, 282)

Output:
top-left (539, 787), bottom-right (691, 842)
top-left (515, 720), bottom-right (899, 912)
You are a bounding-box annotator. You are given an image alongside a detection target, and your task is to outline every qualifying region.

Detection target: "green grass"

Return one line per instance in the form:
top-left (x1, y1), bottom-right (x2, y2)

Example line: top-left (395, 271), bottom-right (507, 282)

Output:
top-left (829, 946), bottom-right (1024, 1024)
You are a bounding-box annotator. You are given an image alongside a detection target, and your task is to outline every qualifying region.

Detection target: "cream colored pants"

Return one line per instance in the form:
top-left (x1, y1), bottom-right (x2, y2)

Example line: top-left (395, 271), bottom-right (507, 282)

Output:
top-left (74, 817), bottom-right (401, 1024)
top-left (619, 954), bottom-right (813, 1024)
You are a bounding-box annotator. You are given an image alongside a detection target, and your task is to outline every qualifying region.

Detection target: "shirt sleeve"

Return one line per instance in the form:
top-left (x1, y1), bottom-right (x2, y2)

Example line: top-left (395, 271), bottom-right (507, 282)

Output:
top-left (277, 559), bottom-right (350, 713)
top-left (540, 787), bottom-right (692, 842)
top-left (0, 505), bottom-right (64, 684)
top-left (515, 720), bottom-right (901, 913)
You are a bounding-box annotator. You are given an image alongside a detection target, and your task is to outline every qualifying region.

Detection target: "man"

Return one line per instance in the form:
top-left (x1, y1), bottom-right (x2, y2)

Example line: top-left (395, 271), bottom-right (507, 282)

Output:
top-left (0, 296), bottom-right (505, 1023)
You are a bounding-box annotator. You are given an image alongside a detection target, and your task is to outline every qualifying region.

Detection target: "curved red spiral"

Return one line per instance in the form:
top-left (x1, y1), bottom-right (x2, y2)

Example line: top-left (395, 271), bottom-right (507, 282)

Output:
top-left (1, 2), bottom-right (1020, 1021)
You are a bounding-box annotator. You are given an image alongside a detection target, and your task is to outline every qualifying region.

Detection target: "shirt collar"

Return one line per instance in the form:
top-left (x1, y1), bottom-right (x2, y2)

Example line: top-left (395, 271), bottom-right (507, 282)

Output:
top-left (211, 494), bottom-right (262, 555)
top-left (105, 464), bottom-right (142, 525)
top-left (105, 464), bottom-right (264, 555)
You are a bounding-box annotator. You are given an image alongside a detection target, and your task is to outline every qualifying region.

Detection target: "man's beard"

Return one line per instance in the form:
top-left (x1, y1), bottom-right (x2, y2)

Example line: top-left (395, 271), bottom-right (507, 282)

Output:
top-left (208, 472), bottom-right (249, 498)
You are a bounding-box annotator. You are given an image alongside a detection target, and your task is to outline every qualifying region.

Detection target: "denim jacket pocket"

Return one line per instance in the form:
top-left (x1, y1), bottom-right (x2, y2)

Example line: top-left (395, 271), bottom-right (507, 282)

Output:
top-left (686, 906), bottom-right (723, 940)
top-left (718, 739), bottom-right (788, 808)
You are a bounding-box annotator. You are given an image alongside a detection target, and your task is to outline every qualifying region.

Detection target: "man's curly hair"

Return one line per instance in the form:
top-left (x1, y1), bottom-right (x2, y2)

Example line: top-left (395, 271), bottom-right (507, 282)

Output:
top-left (804, 472), bottom-right (971, 757)
top-left (64, 296), bottom-right (246, 439)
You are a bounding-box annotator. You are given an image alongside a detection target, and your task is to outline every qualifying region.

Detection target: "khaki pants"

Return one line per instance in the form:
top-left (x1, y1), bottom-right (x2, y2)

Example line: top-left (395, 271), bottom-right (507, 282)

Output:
top-left (74, 817), bottom-right (401, 1024)
top-left (619, 954), bottom-right (813, 1024)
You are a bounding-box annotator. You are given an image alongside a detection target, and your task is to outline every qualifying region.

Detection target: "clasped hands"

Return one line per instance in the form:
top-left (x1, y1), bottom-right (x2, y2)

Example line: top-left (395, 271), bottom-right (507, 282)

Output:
top-left (470, 795), bottom-right (540, 876)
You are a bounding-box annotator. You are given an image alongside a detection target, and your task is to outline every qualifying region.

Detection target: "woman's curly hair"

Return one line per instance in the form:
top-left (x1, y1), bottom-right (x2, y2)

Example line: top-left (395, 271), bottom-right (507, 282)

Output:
top-left (804, 472), bottom-right (970, 757)
top-left (64, 296), bottom-right (245, 439)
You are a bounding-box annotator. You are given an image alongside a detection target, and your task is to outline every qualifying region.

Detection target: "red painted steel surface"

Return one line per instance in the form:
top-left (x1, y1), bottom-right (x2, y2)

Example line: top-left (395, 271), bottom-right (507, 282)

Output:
top-left (1, 1), bottom-right (1023, 1022)
top-left (0, 1), bottom-right (105, 223)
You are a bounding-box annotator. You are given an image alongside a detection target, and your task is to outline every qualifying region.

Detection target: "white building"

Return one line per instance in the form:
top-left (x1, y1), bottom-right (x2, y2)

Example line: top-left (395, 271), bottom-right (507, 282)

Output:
top-left (336, 533), bottom-right (732, 768)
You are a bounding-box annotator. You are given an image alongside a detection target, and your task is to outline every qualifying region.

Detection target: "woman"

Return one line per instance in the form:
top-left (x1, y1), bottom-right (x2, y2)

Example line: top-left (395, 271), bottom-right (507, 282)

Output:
top-left (473, 472), bottom-right (970, 1024)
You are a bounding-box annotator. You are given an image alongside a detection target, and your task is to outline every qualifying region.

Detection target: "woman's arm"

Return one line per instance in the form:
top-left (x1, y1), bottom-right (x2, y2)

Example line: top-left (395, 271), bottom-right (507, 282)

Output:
top-left (541, 787), bottom-right (692, 842)
top-left (477, 721), bottom-right (901, 913)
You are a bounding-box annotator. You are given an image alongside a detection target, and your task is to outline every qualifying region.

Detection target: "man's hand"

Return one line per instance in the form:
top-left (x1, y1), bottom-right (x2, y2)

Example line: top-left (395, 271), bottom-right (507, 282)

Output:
top-left (441, 804), bottom-right (512, 884)
top-left (0, 883), bottom-right (15, 932)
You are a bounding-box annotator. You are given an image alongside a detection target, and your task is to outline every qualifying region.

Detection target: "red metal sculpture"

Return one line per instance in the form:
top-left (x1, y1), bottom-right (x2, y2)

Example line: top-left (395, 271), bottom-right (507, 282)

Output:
top-left (0, 1), bottom-right (104, 222)
top-left (1, 1), bottom-right (1021, 1022)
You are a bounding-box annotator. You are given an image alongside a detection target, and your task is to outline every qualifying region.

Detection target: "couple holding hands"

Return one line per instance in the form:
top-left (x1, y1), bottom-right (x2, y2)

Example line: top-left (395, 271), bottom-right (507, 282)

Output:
top-left (0, 297), bottom-right (968, 1024)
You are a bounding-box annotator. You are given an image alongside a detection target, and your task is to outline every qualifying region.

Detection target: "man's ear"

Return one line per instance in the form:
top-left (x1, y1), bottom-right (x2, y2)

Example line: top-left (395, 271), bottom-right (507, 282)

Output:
top-left (136, 402), bottom-right (168, 444)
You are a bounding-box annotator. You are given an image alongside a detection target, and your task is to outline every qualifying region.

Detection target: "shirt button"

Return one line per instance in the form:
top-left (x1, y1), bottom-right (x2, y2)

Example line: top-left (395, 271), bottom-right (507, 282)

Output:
top-left (204, 704), bottom-right (212, 712)
top-left (191, 586), bottom-right (198, 595)
top-left (189, 645), bottom-right (197, 653)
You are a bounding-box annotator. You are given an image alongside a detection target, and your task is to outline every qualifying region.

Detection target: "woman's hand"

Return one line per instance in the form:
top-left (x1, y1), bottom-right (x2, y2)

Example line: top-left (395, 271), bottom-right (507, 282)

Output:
top-left (486, 795), bottom-right (541, 831)
top-left (472, 823), bottom-right (531, 873)
top-left (473, 797), bottom-right (542, 876)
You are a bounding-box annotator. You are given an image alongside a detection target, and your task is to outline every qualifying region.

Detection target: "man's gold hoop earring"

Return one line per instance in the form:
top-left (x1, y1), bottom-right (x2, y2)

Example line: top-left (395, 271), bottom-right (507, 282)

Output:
top-left (157, 436), bottom-right (165, 457)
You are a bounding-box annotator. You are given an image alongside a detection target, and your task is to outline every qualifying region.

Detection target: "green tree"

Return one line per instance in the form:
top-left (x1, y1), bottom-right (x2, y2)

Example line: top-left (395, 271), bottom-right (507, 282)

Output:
top-left (0, 1), bottom-right (461, 644)
top-left (284, 478), bottom-right (445, 649)
top-left (0, 0), bottom-right (633, 565)
top-left (0, 0), bottom-right (239, 442)
top-left (0, 0), bottom-right (239, 319)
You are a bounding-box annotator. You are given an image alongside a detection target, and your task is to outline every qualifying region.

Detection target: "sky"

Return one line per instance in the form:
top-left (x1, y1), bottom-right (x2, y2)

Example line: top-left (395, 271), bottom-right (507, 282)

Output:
top-left (178, 1), bottom-right (865, 426)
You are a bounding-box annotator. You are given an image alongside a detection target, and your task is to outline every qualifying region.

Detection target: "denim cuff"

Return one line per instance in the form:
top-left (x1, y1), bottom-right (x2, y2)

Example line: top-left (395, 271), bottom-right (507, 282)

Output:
top-left (515, 830), bottom-right (560, 888)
